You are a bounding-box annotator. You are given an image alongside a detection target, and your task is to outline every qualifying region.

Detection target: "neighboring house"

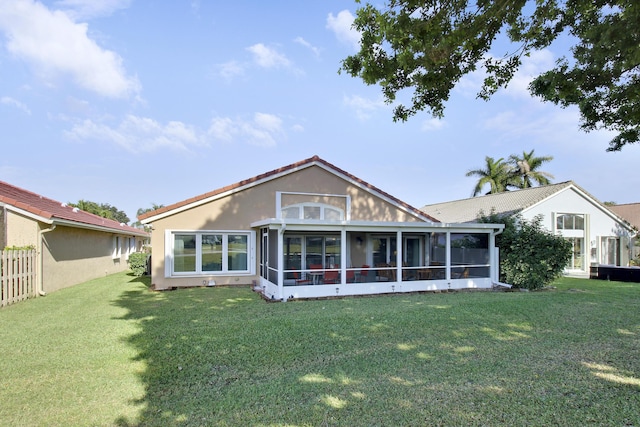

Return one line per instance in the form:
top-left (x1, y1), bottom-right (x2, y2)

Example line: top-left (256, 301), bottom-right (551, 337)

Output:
top-left (421, 181), bottom-right (636, 276)
top-left (608, 203), bottom-right (640, 260)
top-left (139, 156), bottom-right (505, 301)
top-left (0, 180), bottom-right (148, 294)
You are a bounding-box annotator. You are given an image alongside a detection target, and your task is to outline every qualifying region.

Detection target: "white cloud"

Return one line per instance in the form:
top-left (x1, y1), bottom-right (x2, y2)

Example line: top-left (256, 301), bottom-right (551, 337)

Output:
top-left (208, 113), bottom-right (285, 147)
top-left (215, 60), bottom-right (245, 81)
top-left (0, 0), bottom-right (140, 98)
top-left (54, 0), bottom-right (131, 20)
top-left (457, 48), bottom-right (556, 100)
top-left (1, 96), bottom-right (31, 114)
top-left (294, 36), bottom-right (320, 57)
top-left (505, 49), bottom-right (555, 98)
top-left (65, 115), bottom-right (205, 152)
top-left (421, 118), bottom-right (445, 131)
top-left (246, 43), bottom-right (291, 69)
top-left (343, 94), bottom-right (386, 120)
top-left (326, 10), bottom-right (360, 50)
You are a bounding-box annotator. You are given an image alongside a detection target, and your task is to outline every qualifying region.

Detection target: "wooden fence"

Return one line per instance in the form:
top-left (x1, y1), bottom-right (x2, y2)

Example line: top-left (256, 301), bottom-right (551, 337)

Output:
top-left (1, 249), bottom-right (37, 307)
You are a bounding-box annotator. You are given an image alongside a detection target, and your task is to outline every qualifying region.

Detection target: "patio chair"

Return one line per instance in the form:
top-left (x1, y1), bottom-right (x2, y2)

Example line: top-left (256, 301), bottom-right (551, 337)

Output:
top-left (292, 272), bottom-right (311, 285)
top-left (346, 269), bottom-right (355, 283)
top-left (323, 269), bottom-right (339, 284)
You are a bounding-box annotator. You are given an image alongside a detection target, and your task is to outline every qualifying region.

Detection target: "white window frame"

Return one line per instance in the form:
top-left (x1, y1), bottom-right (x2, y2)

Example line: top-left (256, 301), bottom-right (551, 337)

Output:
top-left (281, 202), bottom-right (345, 221)
top-left (166, 230), bottom-right (255, 277)
top-left (112, 236), bottom-right (122, 259)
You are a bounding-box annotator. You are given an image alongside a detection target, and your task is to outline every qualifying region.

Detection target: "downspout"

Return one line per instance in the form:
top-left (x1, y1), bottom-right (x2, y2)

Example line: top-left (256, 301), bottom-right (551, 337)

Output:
top-left (491, 226), bottom-right (512, 289)
top-left (37, 224), bottom-right (56, 296)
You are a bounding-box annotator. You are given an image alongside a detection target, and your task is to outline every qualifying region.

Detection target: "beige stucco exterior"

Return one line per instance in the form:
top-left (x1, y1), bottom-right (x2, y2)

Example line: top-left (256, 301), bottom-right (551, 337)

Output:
top-left (147, 164), bottom-right (425, 290)
top-left (4, 208), bottom-right (146, 293)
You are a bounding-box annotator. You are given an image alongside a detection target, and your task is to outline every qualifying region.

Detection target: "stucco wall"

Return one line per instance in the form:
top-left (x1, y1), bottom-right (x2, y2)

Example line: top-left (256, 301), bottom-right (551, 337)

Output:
top-left (41, 225), bottom-right (134, 292)
top-left (5, 210), bottom-right (40, 247)
top-left (148, 164), bottom-right (425, 289)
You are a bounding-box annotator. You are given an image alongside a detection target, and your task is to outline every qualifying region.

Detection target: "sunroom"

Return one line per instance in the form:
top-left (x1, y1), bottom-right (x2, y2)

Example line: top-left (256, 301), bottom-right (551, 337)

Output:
top-left (252, 192), bottom-right (504, 301)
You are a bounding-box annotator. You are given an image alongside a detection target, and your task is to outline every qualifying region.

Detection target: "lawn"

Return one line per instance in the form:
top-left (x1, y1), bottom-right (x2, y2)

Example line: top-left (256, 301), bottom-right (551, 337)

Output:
top-left (1, 273), bottom-right (639, 426)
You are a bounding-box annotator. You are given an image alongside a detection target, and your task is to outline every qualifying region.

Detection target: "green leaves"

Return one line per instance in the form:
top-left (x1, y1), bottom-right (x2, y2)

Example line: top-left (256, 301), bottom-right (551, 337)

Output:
top-left (466, 149), bottom-right (554, 195)
top-left (480, 213), bottom-right (572, 289)
top-left (342, 0), bottom-right (640, 150)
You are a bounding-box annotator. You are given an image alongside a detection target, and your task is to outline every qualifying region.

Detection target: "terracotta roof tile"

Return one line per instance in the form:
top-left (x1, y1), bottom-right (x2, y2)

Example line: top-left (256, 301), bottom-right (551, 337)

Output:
top-left (139, 155), bottom-right (437, 222)
top-left (0, 180), bottom-right (147, 236)
top-left (609, 203), bottom-right (640, 229)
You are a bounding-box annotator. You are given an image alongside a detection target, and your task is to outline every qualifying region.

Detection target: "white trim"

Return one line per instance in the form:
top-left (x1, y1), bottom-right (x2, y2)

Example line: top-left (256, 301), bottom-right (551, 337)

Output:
top-left (166, 229), bottom-right (255, 277)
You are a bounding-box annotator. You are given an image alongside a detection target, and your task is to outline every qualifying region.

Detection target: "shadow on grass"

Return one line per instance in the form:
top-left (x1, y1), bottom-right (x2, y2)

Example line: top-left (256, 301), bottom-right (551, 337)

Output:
top-left (112, 276), bottom-right (640, 426)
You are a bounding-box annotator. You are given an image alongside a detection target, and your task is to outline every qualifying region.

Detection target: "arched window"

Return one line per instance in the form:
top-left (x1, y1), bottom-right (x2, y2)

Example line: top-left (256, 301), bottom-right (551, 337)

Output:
top-left (281, 203), bottom-right (344, 221)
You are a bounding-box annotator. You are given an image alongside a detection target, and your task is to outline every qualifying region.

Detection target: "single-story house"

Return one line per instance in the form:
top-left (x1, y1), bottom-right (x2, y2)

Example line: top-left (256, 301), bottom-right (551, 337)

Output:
top-left (139, 156), bottom-right (505, 300)
top-left (420, 181), bottom-right (636, 276)
top-left (0, 180), bottom-right (148, 294)
top-left (608, 203), bottom-right (640, 260)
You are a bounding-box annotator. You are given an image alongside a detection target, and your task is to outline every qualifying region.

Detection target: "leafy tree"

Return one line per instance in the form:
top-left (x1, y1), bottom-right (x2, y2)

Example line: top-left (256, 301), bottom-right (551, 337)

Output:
top-left (479, 212), bottom-right (571, 290)
top-left (465, 156), bottom-right (515, 196)
top-left (132, 204), bottom-right (165, 231)
top-left (341, 0), bottom-right (640, 151)
top-left (68, 200), bottom-right (130, 224)
top-left (509, 149), bottom-right (554, 189)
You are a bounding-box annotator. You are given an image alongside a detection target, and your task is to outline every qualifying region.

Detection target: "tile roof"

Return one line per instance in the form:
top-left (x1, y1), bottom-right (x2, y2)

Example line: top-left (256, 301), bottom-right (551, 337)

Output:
top-left (609, 203), bottom-right (640, 229)
top-left (139, 155), bottom-right (438, 223)
top-left (420, 181), bottom-right (576, 223)
top-left (0, 180), bottom-right (147, 236)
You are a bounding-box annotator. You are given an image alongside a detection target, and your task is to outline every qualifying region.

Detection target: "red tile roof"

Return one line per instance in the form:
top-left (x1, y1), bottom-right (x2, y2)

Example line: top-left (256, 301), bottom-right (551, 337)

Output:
top-left (138, 155), bottom-right (438, 222)
top-left (0, 180), bottom-right (147, 236)
top-left (609, 203), bottom-right (640, 230)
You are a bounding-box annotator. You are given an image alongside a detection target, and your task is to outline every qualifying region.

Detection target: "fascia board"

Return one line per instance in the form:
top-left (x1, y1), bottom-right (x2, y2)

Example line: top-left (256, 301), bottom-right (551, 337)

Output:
top-left (52, 218), bottom-right (148, 237)
top-left (1, 203), bottom-right (53, 224)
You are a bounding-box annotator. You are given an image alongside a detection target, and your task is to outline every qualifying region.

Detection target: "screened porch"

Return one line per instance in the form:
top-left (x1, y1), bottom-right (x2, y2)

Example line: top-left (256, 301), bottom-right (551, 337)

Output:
top-left (253, 220), bottom-right (503, 301)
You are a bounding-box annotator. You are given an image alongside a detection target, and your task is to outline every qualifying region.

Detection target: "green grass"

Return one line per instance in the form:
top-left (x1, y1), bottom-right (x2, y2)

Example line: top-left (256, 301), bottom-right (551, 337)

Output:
top-left (1, 273), bottom-right (639, 426)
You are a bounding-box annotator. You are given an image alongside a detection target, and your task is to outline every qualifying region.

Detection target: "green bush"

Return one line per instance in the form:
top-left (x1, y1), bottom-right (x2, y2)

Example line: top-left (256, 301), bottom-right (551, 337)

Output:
top-left (127, 252), bottom-right (149, 276)
top-left (480, 213), bottom-right (572, 290)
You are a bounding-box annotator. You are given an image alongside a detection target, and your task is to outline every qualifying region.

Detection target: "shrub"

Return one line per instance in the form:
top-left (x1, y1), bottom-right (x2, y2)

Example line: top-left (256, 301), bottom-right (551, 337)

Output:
top-left (4, 245), bottom-right (36, 251)
top-left (480, 213), bottom-right (572, 290)
top-left (127, 252), bottom-right (149, 276)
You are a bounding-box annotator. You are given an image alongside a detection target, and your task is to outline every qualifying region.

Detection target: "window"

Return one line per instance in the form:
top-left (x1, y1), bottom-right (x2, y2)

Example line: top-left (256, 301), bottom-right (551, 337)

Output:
top-left (566, 237), bottom-right (584, 270)
top-left (283, 234), bottom-right (341, 275)
top-left (556, 214), bottom-right (584, 230)
top-left (112, 236), bottom-right (122, 259)
top-left (600, 237), bottom-right (620, 266)
top-left (171, 231), bottom-right (251, 275)
top-left (280, 203), bottom-right (344, 221)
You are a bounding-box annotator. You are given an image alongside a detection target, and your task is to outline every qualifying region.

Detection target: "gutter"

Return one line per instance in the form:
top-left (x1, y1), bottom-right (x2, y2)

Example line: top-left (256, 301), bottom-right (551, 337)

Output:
top-left (491, 225), bottom-right (513, 289)
top-left (37, 224), bottom-right (56, 296)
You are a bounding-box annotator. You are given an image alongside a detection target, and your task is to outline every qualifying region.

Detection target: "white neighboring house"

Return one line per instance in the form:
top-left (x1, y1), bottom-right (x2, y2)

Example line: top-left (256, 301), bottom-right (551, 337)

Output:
top-left (609, 203), bottom-right (640, 261)
top-left (421, 181), bottom-right (636, 276)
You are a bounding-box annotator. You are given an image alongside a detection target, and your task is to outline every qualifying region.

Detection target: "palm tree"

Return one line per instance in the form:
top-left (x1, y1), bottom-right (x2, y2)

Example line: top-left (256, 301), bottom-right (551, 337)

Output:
top-left (466, 156), bottom-right (515, 196)
top-left (509, 149), bottom-right (554, 189)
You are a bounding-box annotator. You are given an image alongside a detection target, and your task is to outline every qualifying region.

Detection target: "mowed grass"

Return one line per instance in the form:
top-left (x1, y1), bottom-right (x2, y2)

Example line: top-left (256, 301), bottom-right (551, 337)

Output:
top-left (1, 273), bottom-right (639, 426)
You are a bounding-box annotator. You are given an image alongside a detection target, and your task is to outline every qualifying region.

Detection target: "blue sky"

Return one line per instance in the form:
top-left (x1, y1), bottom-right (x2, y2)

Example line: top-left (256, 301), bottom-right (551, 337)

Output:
top-left (1, 0), bottom-right (638, 223)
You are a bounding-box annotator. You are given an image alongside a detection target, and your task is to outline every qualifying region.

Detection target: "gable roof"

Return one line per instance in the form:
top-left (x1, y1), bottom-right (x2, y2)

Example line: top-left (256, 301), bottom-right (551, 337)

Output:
top-left (139, 155), bottom-right (438, 223)
top-left (420, 182), bottom-right (575, 223)
top-left (0, 180), bottom-right (147, 237)
top-left (421, 181), bottom-right (630, 229)
top-left (609, 203), bottom-right (640, 230)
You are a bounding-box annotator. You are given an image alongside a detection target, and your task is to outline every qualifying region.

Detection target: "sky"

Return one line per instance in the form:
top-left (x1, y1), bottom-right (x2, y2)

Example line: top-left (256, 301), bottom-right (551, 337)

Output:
top-left (1, 0), bottom-right (638, 224)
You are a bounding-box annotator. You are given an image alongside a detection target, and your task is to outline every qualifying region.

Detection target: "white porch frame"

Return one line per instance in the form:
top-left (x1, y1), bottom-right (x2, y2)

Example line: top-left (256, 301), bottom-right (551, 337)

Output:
top-left (252, 218), bottom-right (504, 301)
